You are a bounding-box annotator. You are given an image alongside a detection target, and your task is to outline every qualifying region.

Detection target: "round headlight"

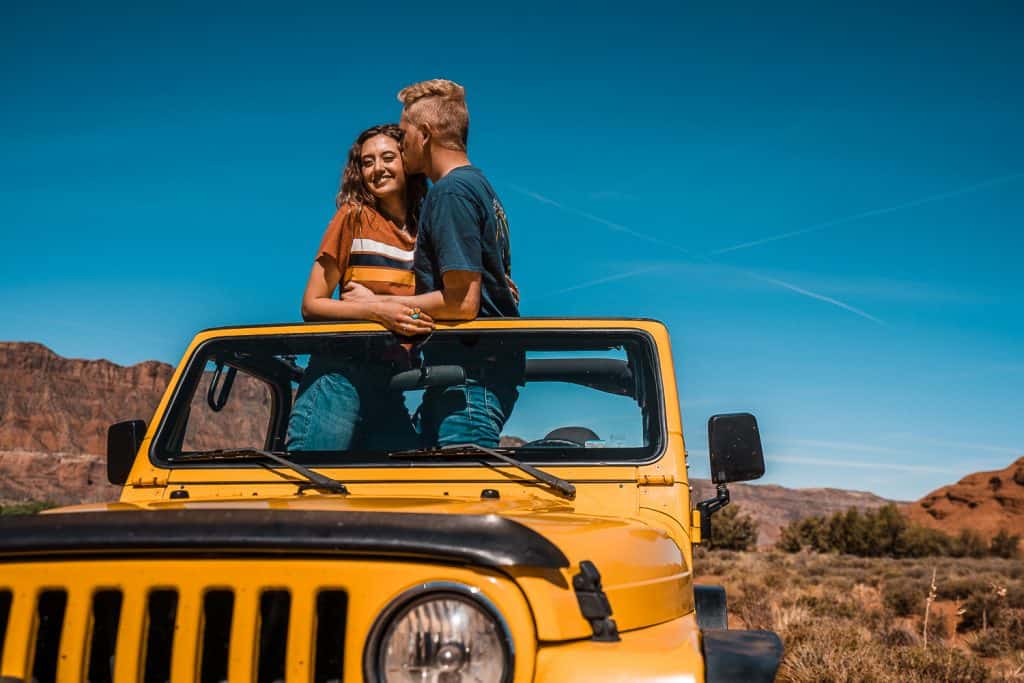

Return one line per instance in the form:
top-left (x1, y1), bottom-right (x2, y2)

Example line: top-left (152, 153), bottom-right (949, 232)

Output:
top-left (368, 589), bottom-right (512, 683)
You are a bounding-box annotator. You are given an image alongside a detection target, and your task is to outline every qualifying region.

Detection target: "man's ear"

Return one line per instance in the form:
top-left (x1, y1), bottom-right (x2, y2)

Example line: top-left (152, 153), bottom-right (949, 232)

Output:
top-left (419, 122), bottom-right (432, 147)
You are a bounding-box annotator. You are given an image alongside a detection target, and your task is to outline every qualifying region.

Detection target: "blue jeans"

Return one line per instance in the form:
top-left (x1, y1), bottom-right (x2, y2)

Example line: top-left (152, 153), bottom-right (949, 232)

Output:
top-left (287, 356), bottom-right (417, 452)
top-left (419, 381), bottom-right (518, 448)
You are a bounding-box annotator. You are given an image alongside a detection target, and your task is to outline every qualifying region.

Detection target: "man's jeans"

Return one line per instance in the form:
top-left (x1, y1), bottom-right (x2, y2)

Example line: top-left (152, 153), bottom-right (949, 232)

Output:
top-left (287, 356), bottom-right (417, 452)
top-left (420, 381), bottom-right (518, 448)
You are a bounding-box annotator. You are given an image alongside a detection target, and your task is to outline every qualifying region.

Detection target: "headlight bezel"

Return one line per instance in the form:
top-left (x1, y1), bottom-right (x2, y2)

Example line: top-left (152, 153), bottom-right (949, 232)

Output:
top-left (363, 581), bottom-right (515, 683)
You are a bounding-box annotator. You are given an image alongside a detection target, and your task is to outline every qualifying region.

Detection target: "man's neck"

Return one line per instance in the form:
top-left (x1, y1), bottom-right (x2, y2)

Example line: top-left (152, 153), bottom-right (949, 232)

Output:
top-left (427, 148), bottom-right (471, 183)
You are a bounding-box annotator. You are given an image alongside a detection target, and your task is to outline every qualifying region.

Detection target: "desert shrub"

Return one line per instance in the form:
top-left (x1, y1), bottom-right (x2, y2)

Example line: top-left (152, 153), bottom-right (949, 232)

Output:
top-left (883, 578), bottom-right (927, 617)
top-left (965, 629), bottom-right (1011, 658)
top-left (959, 589), bottom-right (1007, 632)
top-left (951, 529), bottom-right (989, 558)
top-left (731, 581), bottom-right (774, 630)
top-left (937, 576), bottom-right (987, 601)
top-left (777, 522), bottom-right (805, 552)
top-left (762, 570), bottom-right (787, 590)
top-left (795, 594), bottom-right (859, 620)
top-left (892, 646), bottom-right (988, 683)
top-left (964, 607), bottom-right (1024, 658)
top-left (778, 622), bottom-right (986, 683)
top-left (697, 550), bottom-right (1017, 682)
top-left (775, 505), bottom-right (1015, 560)
top-left (1005, 583), bottom-right (1024, 609)
top-left (707, 504), bottom-right (758, 551)
top-left (0, 501), bottom-right (55, 516)
top-left (899, 525), bottom-right (954, 557)
top-left (989, 529), bottom-right (1021, 559)
top-left (881, 624), bottom-right (918, 647)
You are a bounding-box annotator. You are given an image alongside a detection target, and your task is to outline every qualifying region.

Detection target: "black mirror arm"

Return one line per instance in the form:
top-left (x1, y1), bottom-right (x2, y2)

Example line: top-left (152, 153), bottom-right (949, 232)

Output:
top-left (695, 483), bottom-right (730, 541)
top-left (207, 363), bottom-right (237, 412)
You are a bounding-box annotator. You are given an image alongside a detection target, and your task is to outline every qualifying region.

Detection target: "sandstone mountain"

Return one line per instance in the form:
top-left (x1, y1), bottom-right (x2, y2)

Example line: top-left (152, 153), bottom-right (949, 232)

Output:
top-left (0, 341), bottom-right (269, 504)
top-left (0, 342), bottom-right (172, 455)
top-left (904, 456), bottom-right (1024, 541)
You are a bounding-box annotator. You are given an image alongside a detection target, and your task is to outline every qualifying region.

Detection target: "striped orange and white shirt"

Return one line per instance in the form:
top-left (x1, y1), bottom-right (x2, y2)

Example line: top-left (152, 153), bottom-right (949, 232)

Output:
top-left (316, 204), bottom-right (416, 296)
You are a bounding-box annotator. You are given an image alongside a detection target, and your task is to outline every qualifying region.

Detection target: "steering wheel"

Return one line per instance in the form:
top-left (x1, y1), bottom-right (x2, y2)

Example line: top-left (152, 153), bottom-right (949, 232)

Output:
top-left (519, 438), bottom-right (585, 449)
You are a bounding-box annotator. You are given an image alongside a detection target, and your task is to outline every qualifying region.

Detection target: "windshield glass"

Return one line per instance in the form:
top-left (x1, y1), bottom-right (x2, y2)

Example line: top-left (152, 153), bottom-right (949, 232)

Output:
top-left (153, 329), bottom-right (664, 466)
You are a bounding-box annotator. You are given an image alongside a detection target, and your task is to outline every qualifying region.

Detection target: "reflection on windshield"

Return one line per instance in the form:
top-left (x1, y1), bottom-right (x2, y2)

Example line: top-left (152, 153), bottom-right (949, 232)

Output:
top-left (155, 330), bottom-right (661, 466)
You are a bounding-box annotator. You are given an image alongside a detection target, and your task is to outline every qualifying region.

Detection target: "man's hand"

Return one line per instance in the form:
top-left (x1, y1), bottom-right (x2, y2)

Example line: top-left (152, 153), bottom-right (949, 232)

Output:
top-left (372, 301), bottom-right (434, 336)
top-left (342, 280), bottom-right (376, 301)
top-left (507, 276), bottom-right (520, 306)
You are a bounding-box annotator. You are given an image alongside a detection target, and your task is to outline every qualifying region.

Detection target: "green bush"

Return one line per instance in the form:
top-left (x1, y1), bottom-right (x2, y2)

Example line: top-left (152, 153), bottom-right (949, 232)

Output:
top-left (775, 504), bottom-right (1015, 560)
top-left (883, 578), bottom-right (927, 617)
top-left (0, 501), bottom-right (56, 516)
top-left (959, 591), bottom-right (1005, 632)
top-left (891, 645), bottom-right (988, 683)
top-left (989, 529), bottom-right (1021, 559)
top-left (707, 504), bottom-right (759, 551)
top-left (951, 529), bottom-right (989, 558)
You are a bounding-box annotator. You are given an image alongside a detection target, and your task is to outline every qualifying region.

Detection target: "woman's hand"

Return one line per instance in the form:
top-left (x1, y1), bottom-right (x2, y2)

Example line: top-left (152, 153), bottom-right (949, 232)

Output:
top-left (341, 280), bottom-right (376, 301)
top-left (371, 301), bottom-right (434, 336)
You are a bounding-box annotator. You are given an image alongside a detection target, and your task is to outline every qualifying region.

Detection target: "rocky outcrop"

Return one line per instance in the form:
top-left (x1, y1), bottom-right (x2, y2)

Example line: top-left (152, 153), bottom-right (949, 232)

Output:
top-left (0, 341), bottom-right (272, 504)
top-left (0, 450), bottom-right (119, 505)
top-left (904, 456), bottom-right (1024, 541)
top-left (0, 342), bottom-right (172, 455)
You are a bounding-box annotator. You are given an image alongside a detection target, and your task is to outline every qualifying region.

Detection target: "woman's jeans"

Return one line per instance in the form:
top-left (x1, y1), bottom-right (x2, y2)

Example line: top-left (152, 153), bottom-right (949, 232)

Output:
top-left (287, 356), bottom-right (417, 452)
top-left (419, 381), bottom-right (518, 448)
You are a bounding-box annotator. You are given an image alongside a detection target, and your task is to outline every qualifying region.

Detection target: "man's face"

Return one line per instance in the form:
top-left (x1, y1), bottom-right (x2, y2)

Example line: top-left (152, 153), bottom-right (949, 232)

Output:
top-left (399, 112), bottom-right (427, 174)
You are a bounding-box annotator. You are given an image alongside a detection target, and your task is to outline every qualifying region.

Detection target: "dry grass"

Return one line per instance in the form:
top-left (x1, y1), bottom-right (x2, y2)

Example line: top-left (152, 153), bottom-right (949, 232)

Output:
top-left (695, 550), bottom-right (1024, 682)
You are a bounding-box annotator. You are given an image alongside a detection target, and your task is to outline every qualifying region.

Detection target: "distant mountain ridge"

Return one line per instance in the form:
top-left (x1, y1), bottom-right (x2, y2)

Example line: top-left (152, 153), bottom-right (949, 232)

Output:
top-left (690, 479), bottom-right (896, 546)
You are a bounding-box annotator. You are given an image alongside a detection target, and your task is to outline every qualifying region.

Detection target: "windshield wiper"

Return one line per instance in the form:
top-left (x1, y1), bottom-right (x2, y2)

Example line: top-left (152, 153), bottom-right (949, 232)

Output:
top-left (389, 443), bottom-right (576, 499)
top-left (168, 449), bottom-right (349, 494)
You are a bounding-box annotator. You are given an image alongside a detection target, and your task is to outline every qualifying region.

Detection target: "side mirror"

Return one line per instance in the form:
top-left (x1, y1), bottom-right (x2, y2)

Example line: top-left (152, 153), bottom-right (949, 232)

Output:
top-left (107, 420), bottom-right (146, 485)
top-left (708, 413), bottom-right (764, 484)
top-left (695, 413), bottom-right (765, 544)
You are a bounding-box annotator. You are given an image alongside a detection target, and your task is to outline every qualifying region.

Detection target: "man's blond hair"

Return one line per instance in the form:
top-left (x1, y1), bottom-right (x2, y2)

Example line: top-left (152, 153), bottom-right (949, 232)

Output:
top-left (397, 79), bottom-right (469, 152)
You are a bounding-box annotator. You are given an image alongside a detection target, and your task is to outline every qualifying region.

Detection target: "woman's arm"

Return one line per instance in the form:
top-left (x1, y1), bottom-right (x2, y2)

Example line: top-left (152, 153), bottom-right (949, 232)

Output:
top-left (301, 258), bottom-right (434, 334)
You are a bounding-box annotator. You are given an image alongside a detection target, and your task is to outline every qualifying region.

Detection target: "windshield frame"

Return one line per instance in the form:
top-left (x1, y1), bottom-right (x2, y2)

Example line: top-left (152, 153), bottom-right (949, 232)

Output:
top-left (149, 327), bottom-right (669, 469)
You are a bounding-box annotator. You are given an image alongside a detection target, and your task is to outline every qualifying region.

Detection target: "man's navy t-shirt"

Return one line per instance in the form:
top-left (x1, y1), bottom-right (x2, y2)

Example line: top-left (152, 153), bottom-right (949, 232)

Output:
top-left (414, 166), bottom-right (519, 318)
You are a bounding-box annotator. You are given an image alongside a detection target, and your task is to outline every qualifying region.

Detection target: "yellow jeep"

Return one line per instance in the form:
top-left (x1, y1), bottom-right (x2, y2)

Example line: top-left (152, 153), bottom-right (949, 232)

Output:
top-left (0, 318), bottom-right (781, 682)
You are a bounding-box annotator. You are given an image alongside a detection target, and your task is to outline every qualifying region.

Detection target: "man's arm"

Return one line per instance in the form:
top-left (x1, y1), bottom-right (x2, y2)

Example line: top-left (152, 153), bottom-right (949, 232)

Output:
top-left (302, 259), bottom-right (435, 333)
top-left (345, 270), bottom-right (481, 321)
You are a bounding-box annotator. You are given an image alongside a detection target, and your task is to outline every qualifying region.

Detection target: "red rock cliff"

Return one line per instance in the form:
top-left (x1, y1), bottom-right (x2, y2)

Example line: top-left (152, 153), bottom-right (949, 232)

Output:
top-left (904, 456), bottom-right (1024, 540)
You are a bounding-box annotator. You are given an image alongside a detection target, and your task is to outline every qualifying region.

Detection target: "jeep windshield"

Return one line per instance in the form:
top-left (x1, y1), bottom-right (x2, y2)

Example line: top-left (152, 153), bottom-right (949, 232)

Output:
top-left (153, 328), bottom-right (664, 467)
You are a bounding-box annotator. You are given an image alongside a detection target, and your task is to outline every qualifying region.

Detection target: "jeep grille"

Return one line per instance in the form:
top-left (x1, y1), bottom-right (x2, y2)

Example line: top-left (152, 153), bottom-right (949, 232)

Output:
top-left (0, 576), bottom-right (348, 682)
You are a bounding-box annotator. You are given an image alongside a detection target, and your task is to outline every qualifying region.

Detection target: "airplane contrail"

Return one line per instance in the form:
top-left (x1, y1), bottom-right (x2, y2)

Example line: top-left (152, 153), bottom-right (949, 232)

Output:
top-left (514, 186), bottom-right (884, 323)
top-left (710, 171), bottom-right (1024, 255)
top-left (543, 264), bottom-right (668, 296)
top-left (747, 274), bottom-right (885, 324)
top-left (509, 185), bottom-right (700, 257)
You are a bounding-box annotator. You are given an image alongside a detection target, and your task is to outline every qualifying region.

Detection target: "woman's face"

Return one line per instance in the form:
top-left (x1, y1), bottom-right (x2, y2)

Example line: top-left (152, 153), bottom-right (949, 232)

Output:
top-left (360, 134), bottom-right (406, 200)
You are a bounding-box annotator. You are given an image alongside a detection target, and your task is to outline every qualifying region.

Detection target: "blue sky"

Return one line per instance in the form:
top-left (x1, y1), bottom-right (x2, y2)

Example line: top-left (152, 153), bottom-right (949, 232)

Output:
top-left (2, 1), bottom-right (1021, 500)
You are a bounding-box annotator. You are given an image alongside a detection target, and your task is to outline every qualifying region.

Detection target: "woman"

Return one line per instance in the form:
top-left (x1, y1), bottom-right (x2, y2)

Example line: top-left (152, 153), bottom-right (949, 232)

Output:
top-left (287, 124), bottom-right (433, 452)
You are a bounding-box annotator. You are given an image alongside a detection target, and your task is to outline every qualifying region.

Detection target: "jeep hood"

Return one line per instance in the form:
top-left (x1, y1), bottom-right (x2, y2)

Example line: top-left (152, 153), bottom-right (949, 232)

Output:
top-left (35, 495), bottom-right (693, 640)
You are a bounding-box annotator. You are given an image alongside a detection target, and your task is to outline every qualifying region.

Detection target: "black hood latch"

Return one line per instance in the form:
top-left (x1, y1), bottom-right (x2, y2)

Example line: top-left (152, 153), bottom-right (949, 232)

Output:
top-left (572, 560), bottom-right (620, 642)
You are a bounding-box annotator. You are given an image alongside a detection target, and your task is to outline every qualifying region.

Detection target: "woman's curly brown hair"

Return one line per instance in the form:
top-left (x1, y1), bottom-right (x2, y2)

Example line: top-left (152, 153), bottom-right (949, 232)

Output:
top-left (336, 123), bottom-right (428, 231)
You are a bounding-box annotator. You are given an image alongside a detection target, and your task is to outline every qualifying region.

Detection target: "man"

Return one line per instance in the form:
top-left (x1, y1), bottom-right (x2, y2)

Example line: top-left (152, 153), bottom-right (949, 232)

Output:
top-left (346, 78), bottom-right (519, 448)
